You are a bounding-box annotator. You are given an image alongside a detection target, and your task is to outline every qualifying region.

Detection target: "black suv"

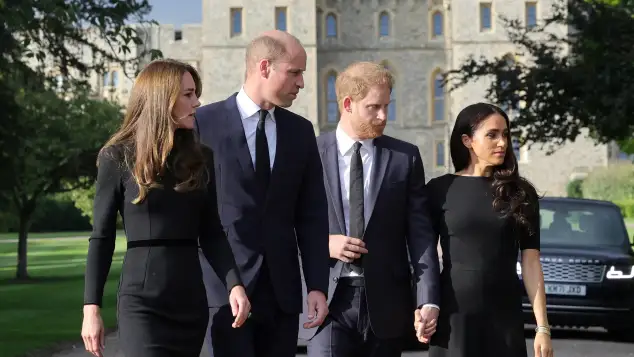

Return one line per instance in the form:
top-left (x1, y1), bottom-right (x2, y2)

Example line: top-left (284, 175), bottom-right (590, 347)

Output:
top-left (518, 197), bottom-right (634, 339)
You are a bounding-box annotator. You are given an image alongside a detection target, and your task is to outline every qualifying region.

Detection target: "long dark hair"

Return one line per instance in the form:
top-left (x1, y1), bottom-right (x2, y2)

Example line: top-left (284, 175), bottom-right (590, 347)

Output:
top-left (450, 102), bottom-right (539, 236)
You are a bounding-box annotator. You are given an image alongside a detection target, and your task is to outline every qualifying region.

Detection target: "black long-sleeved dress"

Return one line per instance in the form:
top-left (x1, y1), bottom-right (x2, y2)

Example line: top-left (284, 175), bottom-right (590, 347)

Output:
top-left (83, 131), bottom-right (242, 357)
top-left (426, 174), bottom-right (539, 357)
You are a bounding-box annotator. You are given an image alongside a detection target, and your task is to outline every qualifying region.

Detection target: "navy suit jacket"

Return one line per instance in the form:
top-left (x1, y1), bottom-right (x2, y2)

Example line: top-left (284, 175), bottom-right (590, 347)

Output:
top-left (194, 94), bottom-right (330, 314)
top-left (299, 132), bottom-right (440, 340)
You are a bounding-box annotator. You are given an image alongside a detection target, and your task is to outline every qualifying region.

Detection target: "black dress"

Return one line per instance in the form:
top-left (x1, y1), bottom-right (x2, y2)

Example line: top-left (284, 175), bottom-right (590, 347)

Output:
top-left (426, 174), bottom-right (539, 357)
top-left (83, 130), bottom-right (242, 357)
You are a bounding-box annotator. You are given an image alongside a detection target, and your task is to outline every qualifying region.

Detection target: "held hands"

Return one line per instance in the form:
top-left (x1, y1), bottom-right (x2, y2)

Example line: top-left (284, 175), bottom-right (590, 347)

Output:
top-left (229, 285), bottom-right (251, 328)
top-left (81, 305), bottom-right (105, 357)
top-left (534, 328), bottom-right (554, 357)
top-left (328, 234), bottom-right (368, 262)
top-left (414, 306), bottom-right (439, 344)
top-left (303, 290), bottom-right (328, 329)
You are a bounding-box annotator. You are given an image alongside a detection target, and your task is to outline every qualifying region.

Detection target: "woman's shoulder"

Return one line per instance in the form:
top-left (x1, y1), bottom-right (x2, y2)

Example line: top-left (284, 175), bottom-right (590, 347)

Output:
top-left (97, 143), bottom-right (131, 172)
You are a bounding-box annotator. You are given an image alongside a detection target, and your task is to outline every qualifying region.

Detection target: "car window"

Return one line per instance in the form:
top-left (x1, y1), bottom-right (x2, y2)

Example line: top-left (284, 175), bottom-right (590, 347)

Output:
top-left (539, 200), bottom-right (628, 247)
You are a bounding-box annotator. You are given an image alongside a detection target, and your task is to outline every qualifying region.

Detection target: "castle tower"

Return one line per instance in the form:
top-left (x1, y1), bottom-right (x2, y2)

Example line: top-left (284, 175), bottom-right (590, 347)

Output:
top-left (201, 0), bottom-right (319, 130)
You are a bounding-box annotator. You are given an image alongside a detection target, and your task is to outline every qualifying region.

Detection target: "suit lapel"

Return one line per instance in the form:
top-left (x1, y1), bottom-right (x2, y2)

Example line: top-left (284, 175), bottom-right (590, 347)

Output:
top-left (223, 96), bottom-right (256, 181)
top-left (323, 134), bottom-right (346, 234)
top-left (366, 137), bottom-right (390, 227)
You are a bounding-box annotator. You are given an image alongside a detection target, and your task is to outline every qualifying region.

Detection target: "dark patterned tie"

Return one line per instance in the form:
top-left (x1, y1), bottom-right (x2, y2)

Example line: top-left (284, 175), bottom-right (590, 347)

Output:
top-left (256, 110), bottom-right (270, 189)
top-left (343, 142), bottom-right (364, 275)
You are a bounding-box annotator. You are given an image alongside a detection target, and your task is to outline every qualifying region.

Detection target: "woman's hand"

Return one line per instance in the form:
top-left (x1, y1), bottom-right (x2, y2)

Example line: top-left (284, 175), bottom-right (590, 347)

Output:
top-left (534, 330), bottom-right (553, 357)
top-left (229, 285), bottom-right (251, 328)
top-left (81, 305), bottom-right (105, 357)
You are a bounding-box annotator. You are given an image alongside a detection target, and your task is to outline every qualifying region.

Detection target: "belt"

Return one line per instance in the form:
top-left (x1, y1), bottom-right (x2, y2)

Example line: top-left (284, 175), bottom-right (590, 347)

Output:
top-left (127, 239), bottom-right (199, 249)
top-left (338, 276), bottom-right (365, 287)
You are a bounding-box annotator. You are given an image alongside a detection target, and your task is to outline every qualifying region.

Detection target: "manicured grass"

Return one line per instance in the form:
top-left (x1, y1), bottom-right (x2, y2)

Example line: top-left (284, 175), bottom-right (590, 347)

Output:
top-left (0, 230), bottom-right (126, 240)
top-left (0, 237), bottom-right (125, 357)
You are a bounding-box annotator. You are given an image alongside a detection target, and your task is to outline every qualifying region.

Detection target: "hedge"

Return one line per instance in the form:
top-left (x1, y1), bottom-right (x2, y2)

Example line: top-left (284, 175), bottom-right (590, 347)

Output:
top-left (581, 163), bottom-right (634, 202)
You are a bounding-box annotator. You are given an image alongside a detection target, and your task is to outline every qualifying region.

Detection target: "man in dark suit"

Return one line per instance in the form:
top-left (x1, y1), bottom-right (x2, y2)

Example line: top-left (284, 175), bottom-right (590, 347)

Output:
top-left (194, 30), bottom-right (330, 357)
top-left (298, 61), bottom-right (441, 357)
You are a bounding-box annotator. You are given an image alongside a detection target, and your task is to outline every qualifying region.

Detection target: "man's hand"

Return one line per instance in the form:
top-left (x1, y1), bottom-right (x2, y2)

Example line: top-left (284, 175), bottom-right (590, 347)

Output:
top-left (303, 290), bottom-right (328, 329)
top-left (328, 234), bottom-right (368, 262)
top-left (414, 306), bottom-right (439, 343)
top-left (228, 285), bottom-right (251, 328)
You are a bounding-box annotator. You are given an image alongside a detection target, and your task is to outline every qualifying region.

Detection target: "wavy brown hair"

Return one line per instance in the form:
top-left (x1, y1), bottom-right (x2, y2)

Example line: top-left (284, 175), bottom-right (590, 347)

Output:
top-left (450, 102), bottom-right (540, 237)
top-left (100, 59), bottom-right (206, 204)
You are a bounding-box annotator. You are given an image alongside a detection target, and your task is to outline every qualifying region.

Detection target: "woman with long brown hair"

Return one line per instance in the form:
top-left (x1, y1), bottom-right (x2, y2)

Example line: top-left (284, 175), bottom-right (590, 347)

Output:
top-left (80, 59), bottom-right (250, 357)
top-left (414, 103), bottom-right (553, 357)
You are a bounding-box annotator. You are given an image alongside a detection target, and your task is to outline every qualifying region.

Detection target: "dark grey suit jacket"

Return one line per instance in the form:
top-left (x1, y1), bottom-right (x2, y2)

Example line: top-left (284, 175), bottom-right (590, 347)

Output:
top-left (194, 94), bottom-right (330, 315)
top-left (299, 131), bottom-right (440, 340)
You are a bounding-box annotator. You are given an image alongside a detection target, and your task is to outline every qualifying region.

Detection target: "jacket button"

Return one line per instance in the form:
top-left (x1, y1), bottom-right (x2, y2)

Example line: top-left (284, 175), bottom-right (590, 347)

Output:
top-left (333, 277), bottom-right (338, 282)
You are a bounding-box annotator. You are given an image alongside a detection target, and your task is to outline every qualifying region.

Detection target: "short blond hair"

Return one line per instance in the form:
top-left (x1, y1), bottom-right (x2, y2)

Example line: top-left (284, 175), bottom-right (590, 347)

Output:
top-left (335, 62), bottom-right (394, 110)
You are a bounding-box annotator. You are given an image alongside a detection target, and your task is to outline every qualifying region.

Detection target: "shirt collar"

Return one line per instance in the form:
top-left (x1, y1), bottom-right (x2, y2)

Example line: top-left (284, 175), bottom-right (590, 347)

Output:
top-left (236, 86), bottom-right (276, 121)
top-left (335, 124), bottom-right (374, 156)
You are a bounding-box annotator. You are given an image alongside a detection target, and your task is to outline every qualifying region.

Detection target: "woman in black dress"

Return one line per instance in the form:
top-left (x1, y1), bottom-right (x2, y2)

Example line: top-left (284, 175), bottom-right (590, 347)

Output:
top-left (80, 59), bottom-right (251, 357)
top-left (415, 103), bottom-right (553, 357)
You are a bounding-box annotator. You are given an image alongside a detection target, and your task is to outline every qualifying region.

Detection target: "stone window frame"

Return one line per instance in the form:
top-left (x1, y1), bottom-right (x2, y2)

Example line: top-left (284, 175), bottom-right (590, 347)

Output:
top-left (429, 68), bottom-right (446, 125)
top-left (324, 10), bottom-right (339, 40)
top-left (376, 9), bottom-right (393, 38)
top-left (321, 67), bottom-right (340, 127)
top-left (428, 5), bottom-right (444, 41)
top-left (479, 2), bottom-right (494, 32)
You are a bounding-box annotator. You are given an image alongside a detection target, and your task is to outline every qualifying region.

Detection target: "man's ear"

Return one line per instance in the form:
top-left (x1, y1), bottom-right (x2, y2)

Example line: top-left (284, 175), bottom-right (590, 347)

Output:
top-left (343, 97), bottom-right (353, 112)
top-left (258, 59), bottom-right (271, 78)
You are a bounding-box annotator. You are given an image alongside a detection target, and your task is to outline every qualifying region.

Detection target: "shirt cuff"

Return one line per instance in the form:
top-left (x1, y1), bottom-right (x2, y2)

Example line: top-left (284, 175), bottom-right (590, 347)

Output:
top-left (421, 303), bottom-right (440, 310)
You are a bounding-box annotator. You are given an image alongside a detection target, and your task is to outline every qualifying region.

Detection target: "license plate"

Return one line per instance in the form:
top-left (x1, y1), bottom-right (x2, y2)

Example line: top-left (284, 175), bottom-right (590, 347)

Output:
top-left (545, 283), bottom-right (586, 296)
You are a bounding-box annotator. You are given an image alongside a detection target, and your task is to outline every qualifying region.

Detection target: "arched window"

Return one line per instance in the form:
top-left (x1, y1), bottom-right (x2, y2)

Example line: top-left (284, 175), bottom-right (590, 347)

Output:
top-left (326, 72), bottom-right (338, 123)
top-left (379, 11), bottom-right (390, 37)
top-left (432, 11), bottom-right (443, 38)
top-left (432, 72), bottom-right (444, 122)
top-left (326, 13), bottom-right (337, 38)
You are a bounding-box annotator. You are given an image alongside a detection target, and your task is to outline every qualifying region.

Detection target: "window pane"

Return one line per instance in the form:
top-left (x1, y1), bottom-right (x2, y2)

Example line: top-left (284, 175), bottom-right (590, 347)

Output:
top-left (326, 14), bottom-right (337, 37)
top-left (433, 12), bottom-right (443, 37)
top-left (436, 142), bottom-right (445, 166)
top-left (276, 7), bottom-right (287, 31)
top-left (103, 72), bottom-right (109, 86)
top-left (481, 4), bottom-right (491, 30)
top-left (231, 8), bottom-right (242, 35)
top-left (327, 75), bottom-right (336, 100)
top-left (379, 13), bottom-right (389, 36)
top-left (327, 103), bottom-right (339, 123)
top-left (112, 71), bottom-right (118, 87)
top-left (526, 3), bottom-right (537, 28)
top-left (434, 99), bottom-right (444, 122)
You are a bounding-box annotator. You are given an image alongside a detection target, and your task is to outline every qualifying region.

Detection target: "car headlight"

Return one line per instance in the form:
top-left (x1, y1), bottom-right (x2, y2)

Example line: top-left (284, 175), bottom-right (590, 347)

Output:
top-left (606, 265), bottom-right (634, 279)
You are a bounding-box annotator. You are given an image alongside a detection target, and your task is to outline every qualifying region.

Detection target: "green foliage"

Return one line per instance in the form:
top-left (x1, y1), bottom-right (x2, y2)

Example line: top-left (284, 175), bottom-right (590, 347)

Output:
top-left (566, 178), bottom-right (585, 198)
top-left (65, 180), bottom-right (96, 224)
top-left (445, 0), bottom-right (634, 151)
top-left (0, 0), bottom-right (162, 197)
top-left (614, 199), bottom-right (634, 218)
top-left (581, 164), bottom-right (634, 202)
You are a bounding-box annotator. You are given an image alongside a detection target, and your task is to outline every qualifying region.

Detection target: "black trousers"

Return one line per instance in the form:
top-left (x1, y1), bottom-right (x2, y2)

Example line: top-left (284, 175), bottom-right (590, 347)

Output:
top-left (205, 266), bottom-right (299, 357)
top-left (307, 278), bottom-right (402, 357)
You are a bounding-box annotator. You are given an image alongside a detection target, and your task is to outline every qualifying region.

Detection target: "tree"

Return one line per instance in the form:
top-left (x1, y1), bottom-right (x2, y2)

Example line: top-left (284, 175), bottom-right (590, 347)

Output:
top-left (0, 0), bottom-right (160, 195)
top-left (8, 75), bottom-right (123, 279)
top-left (444, 0), bottom-right (634, 152)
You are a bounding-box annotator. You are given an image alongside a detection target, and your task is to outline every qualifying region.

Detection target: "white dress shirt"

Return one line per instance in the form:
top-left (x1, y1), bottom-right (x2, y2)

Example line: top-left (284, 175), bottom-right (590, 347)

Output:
top-left (335, 126), bottom-right (440, 310)
top-left (336, 126), bottom-right (374, 278)
top-left (236, 87), bottom-right (277, 169)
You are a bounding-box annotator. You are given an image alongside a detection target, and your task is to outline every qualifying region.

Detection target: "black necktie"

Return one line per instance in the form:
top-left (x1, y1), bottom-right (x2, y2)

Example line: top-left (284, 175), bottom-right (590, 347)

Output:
top-left (344, 141), bottom-right (365, 274)
top-left (256, 110), bottom-right (270, 189)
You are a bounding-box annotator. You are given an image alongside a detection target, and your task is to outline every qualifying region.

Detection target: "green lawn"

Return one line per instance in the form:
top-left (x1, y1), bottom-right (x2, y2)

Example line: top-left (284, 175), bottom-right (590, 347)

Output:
top-left (0, 236), bottom-right (125, 357)
top-left (0, 230), bottom-right (127, 240)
